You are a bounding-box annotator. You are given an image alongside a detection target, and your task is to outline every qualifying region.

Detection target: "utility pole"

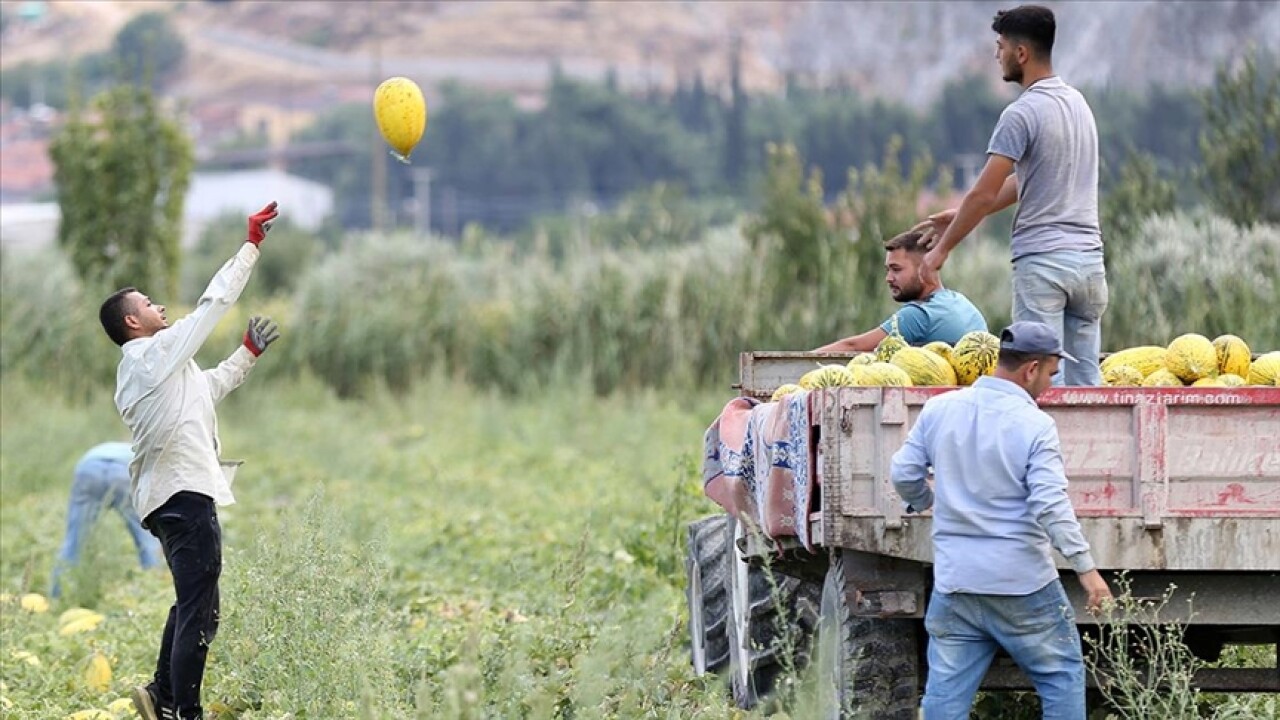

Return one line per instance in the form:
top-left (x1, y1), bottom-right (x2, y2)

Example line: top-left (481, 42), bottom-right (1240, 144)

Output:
top-left (412, 167), bottom-right (432, 235)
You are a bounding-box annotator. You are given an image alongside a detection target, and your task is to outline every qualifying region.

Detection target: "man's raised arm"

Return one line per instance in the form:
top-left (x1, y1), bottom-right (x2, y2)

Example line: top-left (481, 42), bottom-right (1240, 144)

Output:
top-left (139, 203), bottom-right (278, 384)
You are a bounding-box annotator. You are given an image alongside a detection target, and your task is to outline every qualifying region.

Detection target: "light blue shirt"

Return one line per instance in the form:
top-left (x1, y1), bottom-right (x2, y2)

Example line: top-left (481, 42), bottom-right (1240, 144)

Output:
top-left (890, 376), bottom-right (1095, 595)
top-left (80, 442), bottom-right (134, 466)
top-left (877, 288), bottom-right (988, 346)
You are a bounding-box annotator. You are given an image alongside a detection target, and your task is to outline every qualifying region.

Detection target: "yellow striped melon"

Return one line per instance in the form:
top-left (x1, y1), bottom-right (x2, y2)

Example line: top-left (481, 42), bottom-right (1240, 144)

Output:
top-left (1142, 368), bottom-right (1184, 387)
top-left (847, 353), bottom-right (875, 368)
top-left (1101, 346), bottom-right (1166, 378)
top-left (860, 362), bottom-right (914, 387)
top-left (874, 335), bottom-right (908, 363)
top-left (1216, 373), bottom-right (1246, 387)
top-left (891, 346), bottom-right (958, 386)
top-left (922, 341), bottom-right (953, 364)
top-left (1246, 352), bottom-right (1280, 386)
top-left (1165, 333), bottom-right (1218, 383)
top-left (1102, 365), bottom-right (1144, 386)
top-left (950, 331), bottom-right (1000, 385)
top-left (1191, 377), bottom-right (1220, 387)
top-left (1212, 335), bottom-right (1252, 378)
top-left (770, 383), bottom-right (803, 402)
top-left (799, 364), bottom-right (859, 389)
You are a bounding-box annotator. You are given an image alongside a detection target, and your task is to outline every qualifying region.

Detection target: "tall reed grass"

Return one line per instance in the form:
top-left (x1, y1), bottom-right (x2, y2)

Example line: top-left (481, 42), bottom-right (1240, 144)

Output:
top-left (3, 211), bottom-right (1276, 399)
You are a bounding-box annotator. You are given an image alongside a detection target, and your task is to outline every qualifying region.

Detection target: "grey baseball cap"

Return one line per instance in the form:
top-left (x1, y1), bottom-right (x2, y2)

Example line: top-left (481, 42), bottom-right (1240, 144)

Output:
top-left (999, 321), bottom-right (1077, 363)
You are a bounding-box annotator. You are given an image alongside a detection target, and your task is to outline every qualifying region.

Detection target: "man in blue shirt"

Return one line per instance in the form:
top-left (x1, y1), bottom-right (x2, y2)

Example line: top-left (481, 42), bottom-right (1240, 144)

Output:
top-left (891, 321), bottom-right (1112, 719)
top-left (815, 229), bottom-right (988, 352)
top-left (50, 442), bottom-right (163, 598)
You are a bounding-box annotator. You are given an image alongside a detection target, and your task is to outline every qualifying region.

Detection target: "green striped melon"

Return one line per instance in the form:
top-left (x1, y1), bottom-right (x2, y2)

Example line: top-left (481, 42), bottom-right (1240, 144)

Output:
top-left (875, 335), bottom-right (908, 363)
top-left (950, 331), bottom-right (1000, 385)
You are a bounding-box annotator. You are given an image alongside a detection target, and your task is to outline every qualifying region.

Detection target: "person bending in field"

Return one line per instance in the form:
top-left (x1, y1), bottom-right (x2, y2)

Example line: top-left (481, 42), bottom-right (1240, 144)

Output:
top-left (99, 202), bottom-right (283, 720)
top-left (50, 441), bottom-right (164, 599)
top-left (815, 229), bottom-right (988, 353)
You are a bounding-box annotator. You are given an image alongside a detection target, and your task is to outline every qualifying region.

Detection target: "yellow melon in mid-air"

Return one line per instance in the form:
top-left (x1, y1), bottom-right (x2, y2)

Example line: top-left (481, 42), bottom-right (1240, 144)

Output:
top-left (373, 77), bottom-right (427, 163)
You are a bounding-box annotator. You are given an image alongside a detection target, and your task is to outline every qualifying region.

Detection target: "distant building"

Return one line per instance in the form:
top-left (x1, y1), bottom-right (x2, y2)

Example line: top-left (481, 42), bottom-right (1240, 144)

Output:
top-left (1, 168), bottom-right (334, 251)
top-left (183, 168), bottom-right (334, 245)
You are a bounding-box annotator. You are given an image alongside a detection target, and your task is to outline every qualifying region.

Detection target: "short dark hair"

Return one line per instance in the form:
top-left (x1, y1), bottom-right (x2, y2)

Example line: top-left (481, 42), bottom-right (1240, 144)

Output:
top-left (100, 287), bottom-right (139, 347)
top-left (992, 5), bottom-right (1055, 59)
top-left (883, 229), bottom-right (927, 254)
top-left (997, 348), bottom-right (1053, 371)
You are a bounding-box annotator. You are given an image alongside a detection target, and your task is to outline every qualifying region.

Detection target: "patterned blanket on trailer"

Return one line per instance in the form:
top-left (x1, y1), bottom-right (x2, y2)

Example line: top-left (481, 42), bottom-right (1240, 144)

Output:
top-left (701, 390), bottom-right (815, 551)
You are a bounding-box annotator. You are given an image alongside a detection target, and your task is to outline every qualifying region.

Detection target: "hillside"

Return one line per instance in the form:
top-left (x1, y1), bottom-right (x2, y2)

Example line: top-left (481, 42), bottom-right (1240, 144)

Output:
top-left (2, 0), bottom-right (1276, 108)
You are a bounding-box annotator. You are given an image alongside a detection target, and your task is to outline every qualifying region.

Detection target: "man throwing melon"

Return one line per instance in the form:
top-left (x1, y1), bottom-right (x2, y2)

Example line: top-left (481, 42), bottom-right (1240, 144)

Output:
top-left (99, 202), bottom-right (282, 720)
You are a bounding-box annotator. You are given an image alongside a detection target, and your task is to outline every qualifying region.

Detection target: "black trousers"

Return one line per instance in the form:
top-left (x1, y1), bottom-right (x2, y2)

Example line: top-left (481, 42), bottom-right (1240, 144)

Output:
top-left (145, 491), bottom-right (222, 719)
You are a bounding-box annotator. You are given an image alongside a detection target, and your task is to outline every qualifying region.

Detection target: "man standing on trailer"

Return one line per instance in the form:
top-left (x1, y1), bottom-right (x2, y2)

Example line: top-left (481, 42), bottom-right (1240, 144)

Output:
top-left (914, 5), bottom-right (1108, 386)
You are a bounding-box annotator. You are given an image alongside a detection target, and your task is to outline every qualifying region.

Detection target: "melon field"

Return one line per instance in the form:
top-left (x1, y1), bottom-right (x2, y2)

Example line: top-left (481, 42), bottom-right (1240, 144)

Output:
top-left (1, 204), bottom-right (1276, 718)
top-left (0, 374), bottom-right (752, 718)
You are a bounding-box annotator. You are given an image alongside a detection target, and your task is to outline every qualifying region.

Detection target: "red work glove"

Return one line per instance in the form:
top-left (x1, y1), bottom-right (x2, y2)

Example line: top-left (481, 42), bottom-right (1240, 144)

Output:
top-left (243, 316), bottom-right (280, 357)
top-left (246, 202), bottom-right (279, 246)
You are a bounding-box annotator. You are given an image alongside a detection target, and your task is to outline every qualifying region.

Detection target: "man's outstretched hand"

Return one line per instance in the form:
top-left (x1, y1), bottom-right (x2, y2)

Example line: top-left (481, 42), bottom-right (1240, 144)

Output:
top-left (243, 316), bottom-right (280, 357)
top-left (912, 208), bottom-right (956, 250)
top-left (246, 202), bottom-right (279, 246)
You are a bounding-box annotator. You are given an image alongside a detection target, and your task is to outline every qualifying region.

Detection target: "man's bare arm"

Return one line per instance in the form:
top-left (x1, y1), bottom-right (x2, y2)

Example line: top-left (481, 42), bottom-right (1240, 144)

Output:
top-left (814, 327), bottom-right (887, 353)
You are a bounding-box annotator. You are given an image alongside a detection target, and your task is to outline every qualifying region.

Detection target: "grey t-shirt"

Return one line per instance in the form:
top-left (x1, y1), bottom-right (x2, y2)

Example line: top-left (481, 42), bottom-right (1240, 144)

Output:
top-left (988, 76), bottom-right (1102, 260)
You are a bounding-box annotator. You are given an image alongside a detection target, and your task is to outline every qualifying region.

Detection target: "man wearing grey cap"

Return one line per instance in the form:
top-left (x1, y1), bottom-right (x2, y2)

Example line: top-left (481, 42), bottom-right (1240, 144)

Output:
top-left (891, 320), bottom-right (1112, 719)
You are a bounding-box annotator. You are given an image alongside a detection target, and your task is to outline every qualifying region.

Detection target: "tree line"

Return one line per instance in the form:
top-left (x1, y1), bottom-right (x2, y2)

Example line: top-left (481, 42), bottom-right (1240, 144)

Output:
top-left (287, 68), bottom-right (1226, 233)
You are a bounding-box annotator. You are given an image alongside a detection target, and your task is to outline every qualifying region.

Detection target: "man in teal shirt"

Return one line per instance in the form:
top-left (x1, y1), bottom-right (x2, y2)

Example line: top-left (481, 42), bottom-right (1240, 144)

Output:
top-left (816, 229), bottom-right (988, 353)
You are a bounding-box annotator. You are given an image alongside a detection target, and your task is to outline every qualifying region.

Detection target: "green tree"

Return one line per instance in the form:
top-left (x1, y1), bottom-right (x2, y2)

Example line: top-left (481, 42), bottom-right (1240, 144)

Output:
top-left (112, 11), bottom-right (186, 87)
top-left (1199, 48), bottom-right (1280, 226)
top-left (49, 84), bottom-right (194, 299)
top-left (1101, 149), bottom-right (1177, 252)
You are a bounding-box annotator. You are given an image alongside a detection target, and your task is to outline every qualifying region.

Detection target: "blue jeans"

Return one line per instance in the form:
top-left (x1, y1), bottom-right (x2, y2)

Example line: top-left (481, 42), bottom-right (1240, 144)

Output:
top-left (50, 457), bottom-right (163, 598)
top-left (922, 580), bottom-right (1086, 720)
top-left (1012, 250), bottom-right (1108, 386)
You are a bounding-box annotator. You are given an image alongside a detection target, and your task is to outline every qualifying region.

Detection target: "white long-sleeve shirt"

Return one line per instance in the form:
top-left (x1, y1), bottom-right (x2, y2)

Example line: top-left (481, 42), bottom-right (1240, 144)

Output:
top-left (115, 243), bottom-right (260, 523)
